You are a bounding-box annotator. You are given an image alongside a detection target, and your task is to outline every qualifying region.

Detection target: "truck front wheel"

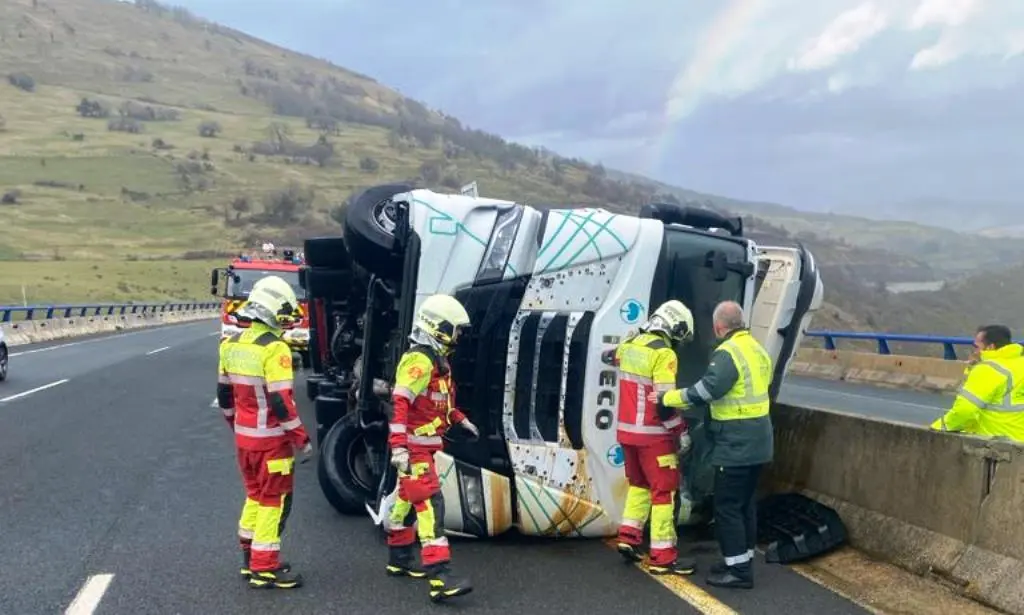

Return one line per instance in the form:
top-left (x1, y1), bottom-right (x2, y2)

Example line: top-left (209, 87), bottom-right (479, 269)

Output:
top-left (317, 413), bottom-right (381, 516)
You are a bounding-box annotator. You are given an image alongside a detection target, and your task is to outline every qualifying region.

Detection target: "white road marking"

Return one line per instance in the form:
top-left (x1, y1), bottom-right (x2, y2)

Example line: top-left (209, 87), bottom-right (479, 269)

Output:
top-left (210, 397), bottom-right (219, 407)
top-left (784, 383), bottom-right (943, 411)
top-left (65, 573), bottom-right (114, 615)
top-left (0, 378), bottom-right (70, 403)
top-left (146, 346), bottom-right (170, 355)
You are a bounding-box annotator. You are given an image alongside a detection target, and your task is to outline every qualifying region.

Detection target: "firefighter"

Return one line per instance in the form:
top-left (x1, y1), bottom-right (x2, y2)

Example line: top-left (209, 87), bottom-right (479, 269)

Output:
top-left (385, 293), bottom-right (479, 602)
top-left (931, 324), bottom-right (1024, 442)
top-left (217, 275), bottom-right (311, 590)
top-left (652, 300), bottom-right (774, 590)
top-left (609, 299), bottom-right (698, 576)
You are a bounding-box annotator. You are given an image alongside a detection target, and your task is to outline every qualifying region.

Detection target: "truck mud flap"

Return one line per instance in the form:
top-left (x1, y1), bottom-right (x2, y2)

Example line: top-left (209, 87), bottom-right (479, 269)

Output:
top-left (757, 493), bottom-right (847, 564)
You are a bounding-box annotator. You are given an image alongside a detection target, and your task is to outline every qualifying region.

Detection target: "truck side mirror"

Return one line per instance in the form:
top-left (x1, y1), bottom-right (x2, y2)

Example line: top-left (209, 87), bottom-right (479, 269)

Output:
top-left (210, 269), bottom-right (219, 295)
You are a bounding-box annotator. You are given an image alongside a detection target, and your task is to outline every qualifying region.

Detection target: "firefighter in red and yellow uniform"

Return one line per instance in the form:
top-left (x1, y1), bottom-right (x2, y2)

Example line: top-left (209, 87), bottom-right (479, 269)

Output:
top-left (217, 275), bottom-right (311, 590)
top-left (385, 294), bottom-right (479, 602)
top-left (608, 299), bottom-right (698, 575)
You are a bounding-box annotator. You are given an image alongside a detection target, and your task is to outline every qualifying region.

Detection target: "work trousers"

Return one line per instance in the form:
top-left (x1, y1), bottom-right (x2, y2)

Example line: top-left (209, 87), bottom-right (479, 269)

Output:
top-left (237, 442), bottom-right (295, 572)
top-left (713, 463), bottom-right (763, 571)
top-left (386, 449), bottom-right (451, 567)
top-left (617, 439), bottom-right (680, 566)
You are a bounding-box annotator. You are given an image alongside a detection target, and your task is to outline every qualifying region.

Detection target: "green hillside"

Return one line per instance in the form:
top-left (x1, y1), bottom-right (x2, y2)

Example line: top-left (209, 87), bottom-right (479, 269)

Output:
top-left (0, 0), bottom-right (1012, 345)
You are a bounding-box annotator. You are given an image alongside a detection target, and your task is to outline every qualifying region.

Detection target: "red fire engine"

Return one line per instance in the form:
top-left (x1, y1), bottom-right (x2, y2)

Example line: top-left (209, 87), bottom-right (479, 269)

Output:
top-left (210, 243), bottom-right (310, 367)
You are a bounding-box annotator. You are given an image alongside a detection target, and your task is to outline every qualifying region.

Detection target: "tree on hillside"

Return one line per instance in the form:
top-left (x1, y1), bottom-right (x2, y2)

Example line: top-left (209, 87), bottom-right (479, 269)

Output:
top-left (198, 120), bottom-right (222, 138)
top-left (261, 183), bottom-right (314, 225)
top-left (7, 73), bottom-right (35, 92)
top-left (76, 97), bottom-right (111, 118)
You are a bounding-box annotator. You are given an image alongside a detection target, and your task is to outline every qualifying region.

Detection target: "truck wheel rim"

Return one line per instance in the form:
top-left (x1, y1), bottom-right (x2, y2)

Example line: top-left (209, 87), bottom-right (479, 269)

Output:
top-left (370, 199), bottom-right (397, 236)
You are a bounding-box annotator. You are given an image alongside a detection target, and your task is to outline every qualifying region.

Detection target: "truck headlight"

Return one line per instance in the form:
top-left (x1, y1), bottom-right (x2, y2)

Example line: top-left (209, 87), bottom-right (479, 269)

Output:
top-left (459, 473), bottom-right (485, 521)
top-left (475, 205), bottom-right (522, 283)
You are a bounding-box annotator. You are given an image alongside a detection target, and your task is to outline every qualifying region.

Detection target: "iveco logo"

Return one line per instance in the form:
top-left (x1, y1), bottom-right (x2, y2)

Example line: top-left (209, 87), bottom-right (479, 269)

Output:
top-left (619, 299), bottom-right (644, 324)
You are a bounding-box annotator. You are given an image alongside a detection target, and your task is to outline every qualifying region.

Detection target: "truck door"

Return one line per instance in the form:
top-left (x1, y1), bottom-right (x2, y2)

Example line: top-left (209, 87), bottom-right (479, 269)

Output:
top-left (749, 244), bottom-right (824, 402)
top-left (648, 229), bottom-right (753, 387)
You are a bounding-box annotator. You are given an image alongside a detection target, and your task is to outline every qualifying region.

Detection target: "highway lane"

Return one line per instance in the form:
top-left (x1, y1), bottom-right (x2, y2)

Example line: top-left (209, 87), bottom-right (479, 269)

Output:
top-left (0, 329), bottom-right (872, 614)
top-left (1, 320), bottom-right (219, 399)
top-left (780, 375), bottom-right (951, 426)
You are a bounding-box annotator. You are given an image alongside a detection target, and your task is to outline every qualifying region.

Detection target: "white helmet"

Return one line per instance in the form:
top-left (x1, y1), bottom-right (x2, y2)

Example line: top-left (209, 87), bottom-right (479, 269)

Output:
top-left (412, 294), bottom-right (470, 350)
top-left (644, 299), bottom-right (694, 343)
top-left (236, 275), bottom-right (300, 329)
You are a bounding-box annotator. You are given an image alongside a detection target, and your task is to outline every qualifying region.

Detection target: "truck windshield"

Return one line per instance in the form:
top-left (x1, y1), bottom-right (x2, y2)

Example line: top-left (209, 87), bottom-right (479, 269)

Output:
top-left (650, 229), bottom-right (748, 386)
top-left (227, 269), bottom-right (306, 300)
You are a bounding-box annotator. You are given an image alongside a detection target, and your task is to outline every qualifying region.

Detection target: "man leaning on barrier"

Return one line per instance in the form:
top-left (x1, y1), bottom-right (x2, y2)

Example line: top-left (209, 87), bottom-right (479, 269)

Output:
top-left (931, 324), bottom-right (1024, 443)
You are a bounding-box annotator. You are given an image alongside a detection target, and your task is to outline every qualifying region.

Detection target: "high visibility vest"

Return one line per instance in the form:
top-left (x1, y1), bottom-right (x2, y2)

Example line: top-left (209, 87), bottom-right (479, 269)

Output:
top-left (932, 343), bottom-right (1024, 442)
top-left (710, 331), bottom-right (772, 421)
top-left (218, 322), bottom-right (304, 450)
top-left (614, 331), bottom-right (682, 445)
top-left (389, 345), bottom-right (466, 451)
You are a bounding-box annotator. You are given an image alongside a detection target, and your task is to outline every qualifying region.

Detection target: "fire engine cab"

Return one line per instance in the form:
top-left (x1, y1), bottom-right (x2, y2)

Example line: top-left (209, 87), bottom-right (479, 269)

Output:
top-left (210, 243), bottom-right (311, 367)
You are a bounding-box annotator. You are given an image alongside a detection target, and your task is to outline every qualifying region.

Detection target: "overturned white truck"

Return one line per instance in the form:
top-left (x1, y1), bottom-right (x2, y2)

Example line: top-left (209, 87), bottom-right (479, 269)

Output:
top-left (300, 184), bottom-right (824, 539)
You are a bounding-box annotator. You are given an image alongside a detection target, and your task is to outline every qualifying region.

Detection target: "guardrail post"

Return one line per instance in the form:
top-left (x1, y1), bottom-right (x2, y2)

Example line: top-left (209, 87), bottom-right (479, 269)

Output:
top-left (943, 343), bottom-right (958, 361)
top-left (822, 335), bottom-right (836, 351)
top-left (1, 308), bottom-right (9, 323)
top-left (877, 338), bottom-right (891, 355)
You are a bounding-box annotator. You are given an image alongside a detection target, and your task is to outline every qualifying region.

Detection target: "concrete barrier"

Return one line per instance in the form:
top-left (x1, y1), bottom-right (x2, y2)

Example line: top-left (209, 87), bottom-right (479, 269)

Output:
top-left (1, 308), bottom-right (219, 347)
top-left (787, 347), bottom-right (967, 393)
top-left (767, 403), bottom-right (1024, 614)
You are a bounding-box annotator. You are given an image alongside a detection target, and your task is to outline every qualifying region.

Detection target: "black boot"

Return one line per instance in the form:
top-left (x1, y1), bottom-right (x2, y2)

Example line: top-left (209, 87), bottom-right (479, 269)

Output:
top-left (248, 566), bottom-right (304, 590)
top-left (616, 542), bottom-right (643, 564)
top-left (706, 563), bottom-right (753, 589)
top-left (240, 550), bottom-right (290, 579)
top-left (649, 556), bottom-right (697, 576)
top-left (426, 562), bottom-right (472, 602)
top-left (386, 545), bottom-right (426, 579)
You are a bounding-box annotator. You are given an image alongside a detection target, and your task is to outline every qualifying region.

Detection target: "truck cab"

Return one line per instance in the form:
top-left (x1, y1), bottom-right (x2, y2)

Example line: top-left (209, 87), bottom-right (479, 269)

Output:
top-left (210, 247), bottom-right (312, 367)
top-left (302, 185), bottom-right (823, 538)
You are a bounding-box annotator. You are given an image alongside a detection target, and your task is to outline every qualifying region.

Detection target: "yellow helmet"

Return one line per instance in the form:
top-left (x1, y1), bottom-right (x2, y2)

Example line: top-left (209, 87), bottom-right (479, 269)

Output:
top-left (413, 294), bottom-right (470, 348)
top-left (645, 299), bottom-right (694, 343)
top-left (237, 275), bottom-right (300, 329)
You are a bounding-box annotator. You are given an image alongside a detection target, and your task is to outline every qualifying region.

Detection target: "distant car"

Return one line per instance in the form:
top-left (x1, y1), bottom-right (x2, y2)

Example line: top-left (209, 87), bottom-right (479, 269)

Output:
top-left (0, 326), bottom-right (8, 382)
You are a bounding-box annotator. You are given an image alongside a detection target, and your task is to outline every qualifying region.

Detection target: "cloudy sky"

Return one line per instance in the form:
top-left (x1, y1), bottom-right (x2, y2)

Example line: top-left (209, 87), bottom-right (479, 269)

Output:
top-left (177, 0), bottom-right (1023, 215)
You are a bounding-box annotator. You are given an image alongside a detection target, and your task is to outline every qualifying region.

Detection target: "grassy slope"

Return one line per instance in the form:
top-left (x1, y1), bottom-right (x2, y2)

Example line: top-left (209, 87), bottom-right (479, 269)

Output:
top-left (0, 0), bottom-right (1015, 345)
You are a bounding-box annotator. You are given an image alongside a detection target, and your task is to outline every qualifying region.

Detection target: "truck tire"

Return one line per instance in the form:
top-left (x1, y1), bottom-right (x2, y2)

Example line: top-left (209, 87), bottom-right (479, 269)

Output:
top-left (342, 183), bottom-right (413, 279)
top-left (317, 413), bottom-right (377, 516)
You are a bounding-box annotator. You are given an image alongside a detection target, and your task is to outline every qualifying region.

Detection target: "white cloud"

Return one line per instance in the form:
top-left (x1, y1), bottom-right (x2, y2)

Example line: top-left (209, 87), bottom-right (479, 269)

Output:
top-left (908, 0), bottom-right (980, 29)
top-left (790, 3), bottom-right (890, 71)
top-left (910, 32), bottom-right (964, 69)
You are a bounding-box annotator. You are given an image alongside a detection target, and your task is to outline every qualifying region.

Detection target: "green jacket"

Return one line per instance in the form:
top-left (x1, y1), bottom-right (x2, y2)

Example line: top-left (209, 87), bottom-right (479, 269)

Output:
top-left (665, 329), bottom-right (774, 467)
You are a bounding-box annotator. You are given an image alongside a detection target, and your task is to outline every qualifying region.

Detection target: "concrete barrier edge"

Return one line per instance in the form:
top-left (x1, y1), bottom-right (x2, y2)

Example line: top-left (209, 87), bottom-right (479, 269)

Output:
top-left (787, 347), bottom-right (967, 394)
top-left (767, 403), bottom-right (1024, 614)
top-left (0, 308), bottom-right (220, 347)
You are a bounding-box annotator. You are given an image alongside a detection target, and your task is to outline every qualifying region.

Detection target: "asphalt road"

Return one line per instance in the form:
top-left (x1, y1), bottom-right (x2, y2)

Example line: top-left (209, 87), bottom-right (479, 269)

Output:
top-left (0, 324), bottom-right (949, 615)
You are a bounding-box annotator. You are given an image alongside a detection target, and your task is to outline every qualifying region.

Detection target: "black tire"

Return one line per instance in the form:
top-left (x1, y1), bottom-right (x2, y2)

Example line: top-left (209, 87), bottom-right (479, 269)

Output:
top-left (342, 183), bottom-right (414, 279)
top-left (0, 344), bottom-right (8, 382)
top-left (317, 413), bottom-right (381, 516)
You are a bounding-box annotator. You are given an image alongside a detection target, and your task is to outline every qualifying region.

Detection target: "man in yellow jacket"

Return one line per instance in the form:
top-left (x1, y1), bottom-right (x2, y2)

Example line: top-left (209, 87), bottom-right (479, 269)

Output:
top-left (931, 324), bottom-right (1024, 442)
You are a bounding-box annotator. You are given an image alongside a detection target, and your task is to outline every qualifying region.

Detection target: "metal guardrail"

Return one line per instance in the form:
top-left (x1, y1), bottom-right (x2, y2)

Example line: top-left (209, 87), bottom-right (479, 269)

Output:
top-left (805, 330), bottom-right (983, 361)
top-left (0, 302), bottom-right (220, 323)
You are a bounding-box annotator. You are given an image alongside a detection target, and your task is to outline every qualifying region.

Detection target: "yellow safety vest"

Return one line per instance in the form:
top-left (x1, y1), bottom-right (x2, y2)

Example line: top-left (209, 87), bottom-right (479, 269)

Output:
top-left (932, 343), bottom-right (1024, 442)
top-left (710, 331), bottom-right (772, 421)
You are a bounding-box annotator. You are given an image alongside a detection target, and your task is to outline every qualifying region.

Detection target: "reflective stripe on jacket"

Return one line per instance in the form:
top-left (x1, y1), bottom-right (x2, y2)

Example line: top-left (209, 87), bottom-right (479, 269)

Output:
top-left (218, 321), bottom-right (309, 451)
top-left (711, 331), bottom-right (772, 421)
top-left (931, 343), bottom-right (1024, 442)
top-left (389, 345), bottom-right (466, 451)
top-left (614, 331), bottom-right (682, 445)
